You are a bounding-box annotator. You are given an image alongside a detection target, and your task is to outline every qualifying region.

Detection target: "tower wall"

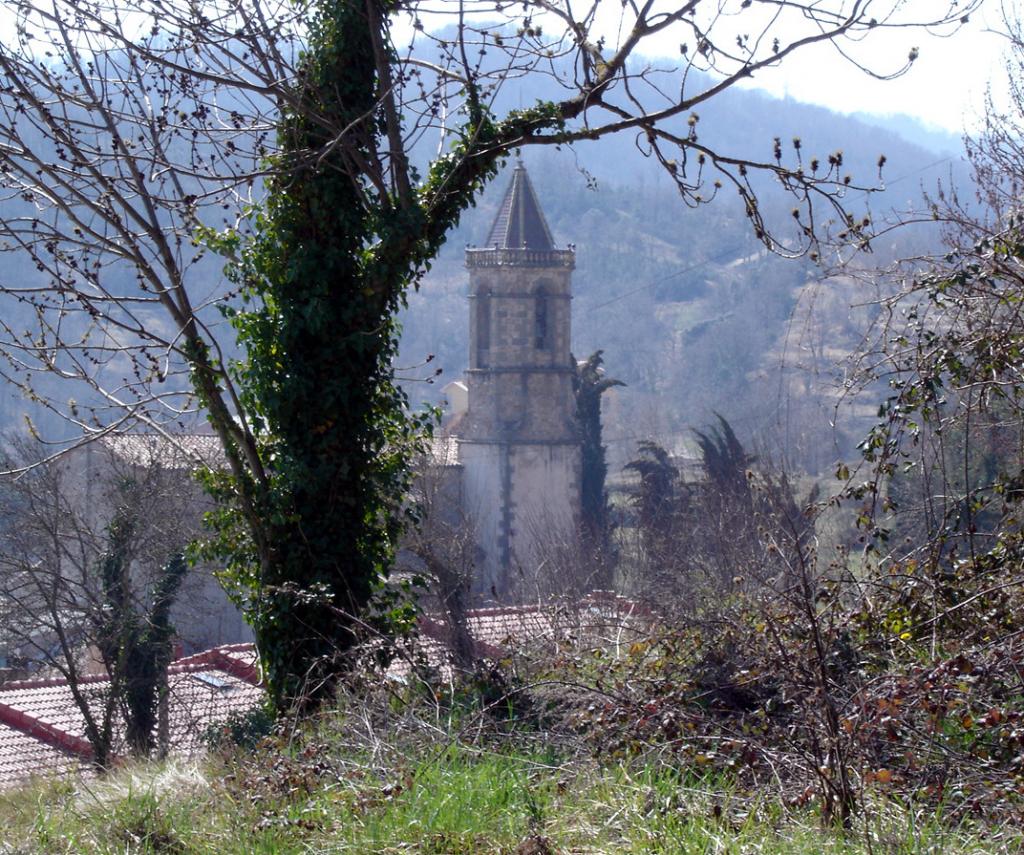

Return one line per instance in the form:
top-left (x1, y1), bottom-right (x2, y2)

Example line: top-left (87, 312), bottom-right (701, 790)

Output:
top-left (457, 163), bottom-right (582, 597)
top-left (457, 439), bottom-right (509, 593)
top-left (464, 264), bottom-right (575, 441)
top-left (507, 443), bottom-right (579, 580)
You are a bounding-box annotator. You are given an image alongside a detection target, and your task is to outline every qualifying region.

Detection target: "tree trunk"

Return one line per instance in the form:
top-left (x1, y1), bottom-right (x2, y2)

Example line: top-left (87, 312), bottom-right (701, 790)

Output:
top-left (242, 0), bottom-right (405, 710)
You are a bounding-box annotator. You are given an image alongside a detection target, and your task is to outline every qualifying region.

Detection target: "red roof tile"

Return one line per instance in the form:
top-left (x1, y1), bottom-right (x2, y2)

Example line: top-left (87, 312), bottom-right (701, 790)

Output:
top-left (0, 645), bottom-right (263, 791)
top-left (0, 596), bottom-right (646, 790)
top-left (0, 721), bottom-right (82, 790)
top-left (412, 594), bottom-right (649, 673)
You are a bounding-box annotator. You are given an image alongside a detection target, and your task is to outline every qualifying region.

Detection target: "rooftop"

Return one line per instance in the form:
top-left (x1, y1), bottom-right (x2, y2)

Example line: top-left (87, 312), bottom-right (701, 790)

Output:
top-left (0, 595), bottom-right (647, 790)
top-left (0, 644), bottom-right (262, 790)
top-left (96, 432), bottom-right (225, 469)
top-left (466, 163), bottom-right (574, 269)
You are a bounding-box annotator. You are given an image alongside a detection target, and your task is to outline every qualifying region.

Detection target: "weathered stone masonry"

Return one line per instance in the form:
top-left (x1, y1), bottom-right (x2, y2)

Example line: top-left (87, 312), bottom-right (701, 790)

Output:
top-left (457, 163), bottom-right (582, 595)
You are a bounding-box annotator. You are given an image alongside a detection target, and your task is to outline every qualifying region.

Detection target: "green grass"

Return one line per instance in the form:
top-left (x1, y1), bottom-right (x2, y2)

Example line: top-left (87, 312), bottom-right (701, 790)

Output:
top-left (2, 747), bottom-right (1020, 854)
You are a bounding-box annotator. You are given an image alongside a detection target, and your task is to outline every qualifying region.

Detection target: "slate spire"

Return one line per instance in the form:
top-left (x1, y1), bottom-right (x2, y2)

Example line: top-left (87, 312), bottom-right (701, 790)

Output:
top-left (486, 161), bottom-right (556, 250)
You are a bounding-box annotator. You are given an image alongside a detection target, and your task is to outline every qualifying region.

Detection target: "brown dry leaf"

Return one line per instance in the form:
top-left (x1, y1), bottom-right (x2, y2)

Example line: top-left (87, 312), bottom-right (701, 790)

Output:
top-left (516, 835), bottom-right (555, 855)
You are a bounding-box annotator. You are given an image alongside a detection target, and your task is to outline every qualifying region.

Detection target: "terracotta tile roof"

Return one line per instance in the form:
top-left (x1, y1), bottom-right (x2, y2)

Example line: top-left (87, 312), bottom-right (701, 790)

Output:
top-left (0, 597), bottom-right (645, 790)
top-left (472, 593), bottom-right (647, 646)
top-left (0, 683), bottom-right (98, 756)
top-left (0, 721), bottom-right (84, 790)
top-left (415, 592), bottom-right (650, 666)
top-left (96, 433), bottom-right (225, 469)
top-left (0, 645), bottom-right (262, 791)
top-left (171, 643), bottom-right (261, 685)
top-left (158, 667), bottom-right (264, 755)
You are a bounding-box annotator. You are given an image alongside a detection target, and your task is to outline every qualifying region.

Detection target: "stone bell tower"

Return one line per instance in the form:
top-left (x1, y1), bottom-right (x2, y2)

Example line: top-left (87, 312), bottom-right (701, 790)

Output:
top-left (458, 163), bottom-right (581, 595)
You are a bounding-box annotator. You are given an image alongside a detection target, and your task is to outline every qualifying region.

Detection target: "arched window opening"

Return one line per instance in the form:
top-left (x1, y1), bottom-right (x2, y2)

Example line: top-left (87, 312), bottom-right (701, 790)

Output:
top-left (475, 286), bottom-right (491, 367)
top-left (534, 284), bottom-right (550, 350)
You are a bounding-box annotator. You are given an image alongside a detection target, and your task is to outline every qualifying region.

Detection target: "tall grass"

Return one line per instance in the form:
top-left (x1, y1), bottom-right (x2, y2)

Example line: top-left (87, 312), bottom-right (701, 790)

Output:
top-left (2, 746), bottom-right (1020, 854)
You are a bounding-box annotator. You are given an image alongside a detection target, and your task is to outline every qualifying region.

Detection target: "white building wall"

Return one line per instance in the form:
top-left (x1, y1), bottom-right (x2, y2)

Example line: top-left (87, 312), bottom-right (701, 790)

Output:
top-left (63, 440), bottom-right (253, 655)
top-left (457, 439), bottom-right (509, 594)
top-left (508, 443), bottom-right (580, 584)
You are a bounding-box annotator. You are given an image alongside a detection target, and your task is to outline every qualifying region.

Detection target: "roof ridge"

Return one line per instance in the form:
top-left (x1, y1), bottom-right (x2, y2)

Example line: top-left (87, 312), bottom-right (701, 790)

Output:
top-left (0, 643), bottom-right (261, 691)
top-left (0, 671), bottom-right (111, 692)
top-left (485, 163), bottom-right (556, 250)
top-left (0, 699), bottom-right (94, 761)
top-left (166, 644), bottom-right (262, 686)
top-left (417, 614), bottom-right (504, 660)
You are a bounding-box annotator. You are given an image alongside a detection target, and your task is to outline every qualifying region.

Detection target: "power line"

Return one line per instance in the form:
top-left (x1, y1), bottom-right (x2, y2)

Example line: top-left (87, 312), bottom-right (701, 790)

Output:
top-left (576, 154), bottom-right (956, 316)
top-left (579, 245), bottom-right (749, 315)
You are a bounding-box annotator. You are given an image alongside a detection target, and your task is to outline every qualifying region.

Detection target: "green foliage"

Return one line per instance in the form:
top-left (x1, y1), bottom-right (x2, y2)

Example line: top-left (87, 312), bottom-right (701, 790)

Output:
top-left (121, 551), bottom-right (188, 757)
top-left (204, 0), bottom-right (436, 710)
top-left (858, 215), bottom-right (1024, 561)
top-left (625, 440), bottom-right (680, 558)
top-left (693, 413), bottom-right (755, 501)
top-left (197, 2), bottom-right (590, 712)
top-left (4, 720), bottom-right (1021, 853)
top-left (97, 501), bottom-right (188, 759)
top-left (9, 568), bottom-right (1024, 847)
top-left (102, 788), bottom-right (186, 854)
top-left (574, 350), bottom-right (624, 574)
top-left (625, 418), bottom-right (814, 594)
top-left (203, 706), bottom-right (276, 752)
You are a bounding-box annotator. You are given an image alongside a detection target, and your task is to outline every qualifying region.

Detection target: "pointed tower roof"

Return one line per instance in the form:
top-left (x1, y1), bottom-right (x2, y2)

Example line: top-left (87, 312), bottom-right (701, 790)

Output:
top-left (486, 162), bottom-right (555, 250)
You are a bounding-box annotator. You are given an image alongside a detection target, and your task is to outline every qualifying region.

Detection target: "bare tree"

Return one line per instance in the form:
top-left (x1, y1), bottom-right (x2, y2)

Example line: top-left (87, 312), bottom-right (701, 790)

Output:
top-left (0, 0), bottom-right (979, 706)
top-left (0, 438), bottom-right (197, 765)
top-left (845, 6), bottom-right (1024, 568)
top-left (622, 420), bottom-right (816, 603)
top-left (402, 440), bottom-right (478, 672)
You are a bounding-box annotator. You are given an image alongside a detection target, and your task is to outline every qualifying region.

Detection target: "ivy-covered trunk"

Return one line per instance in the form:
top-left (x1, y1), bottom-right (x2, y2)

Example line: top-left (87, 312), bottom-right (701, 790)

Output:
top-left (122, 553), bottom-right (186, 755)
top-left (217, 0), bottom-right (571, 711)
top-left (574, 352), bottom-right (624, 587)
top-left (94, 505), bottom-right (187, 757)
top-left (235, 0), bottom-right (410, 709)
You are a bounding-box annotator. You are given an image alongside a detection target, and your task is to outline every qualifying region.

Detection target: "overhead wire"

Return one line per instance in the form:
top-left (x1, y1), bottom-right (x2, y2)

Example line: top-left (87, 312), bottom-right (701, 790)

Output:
top-left (575, 154), bottom-right (956, 316)
top-left (579, 153), bottom-right (959, 455)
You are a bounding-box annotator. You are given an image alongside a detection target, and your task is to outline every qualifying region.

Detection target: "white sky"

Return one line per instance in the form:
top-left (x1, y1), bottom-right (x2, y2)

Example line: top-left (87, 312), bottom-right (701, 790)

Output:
top-left (720, 6), bottom-right (1010, 134)
top-left (0, 1), bottom-right (1011, 135)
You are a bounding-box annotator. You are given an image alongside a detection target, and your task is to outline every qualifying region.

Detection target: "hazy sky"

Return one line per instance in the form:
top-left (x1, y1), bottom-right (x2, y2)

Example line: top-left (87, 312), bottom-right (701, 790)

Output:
top-left (723, 6), bottom-right (1010, 134)
top-left (0, 2), bottom-right (1010, 135)
top-left (400, 2), bottom-right (1012, 136)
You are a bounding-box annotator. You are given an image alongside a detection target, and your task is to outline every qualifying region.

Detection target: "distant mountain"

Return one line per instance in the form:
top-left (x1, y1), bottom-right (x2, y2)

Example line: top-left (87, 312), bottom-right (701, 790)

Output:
top-left (399, 78), bottom-right (974, 474)
top-left (0, 39), bottom-right (975, 472)
top-left (850, 112), bottom-right (965, 157)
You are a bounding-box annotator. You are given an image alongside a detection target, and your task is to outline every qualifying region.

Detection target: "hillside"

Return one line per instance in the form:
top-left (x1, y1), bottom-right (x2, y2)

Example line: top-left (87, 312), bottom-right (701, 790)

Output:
top-left (0, 52), bottom-right (972, 471)
top-left (398, 81), bottom-right (972, 474)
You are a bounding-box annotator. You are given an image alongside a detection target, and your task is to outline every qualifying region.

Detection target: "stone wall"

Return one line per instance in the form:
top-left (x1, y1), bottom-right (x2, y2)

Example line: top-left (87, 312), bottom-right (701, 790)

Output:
top-left (460, 253), bottom-right (582, 596)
